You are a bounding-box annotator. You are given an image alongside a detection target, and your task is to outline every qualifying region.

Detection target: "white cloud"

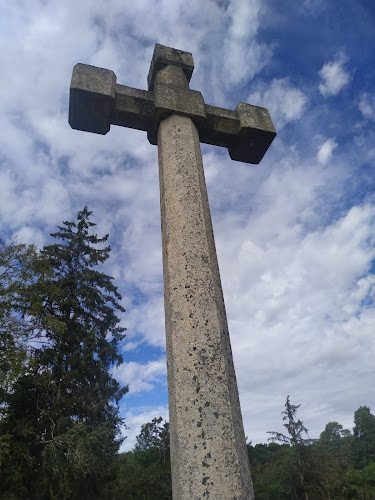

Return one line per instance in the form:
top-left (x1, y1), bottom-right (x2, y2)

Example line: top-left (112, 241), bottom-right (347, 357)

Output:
top-left (319, 53), bottom-right (350, 96)
top-left (359, 92), bottom-right (375, 121)
top-left (120, 406), bottom-right (169, 452)
top-left (223, 0), bottom-right (272, 88)
top-left (248, 78), bottom-right (308, 130)
top-left (216, 199), bottom-right (375, 442)
top-left (124, 295), bottom-right (166, 349)
top-left (122, 341), bottom-right (141, 352)
top-left (317, 138), bottom-right (338, 165)
top-left (113, 358), bottom-right (167, 394)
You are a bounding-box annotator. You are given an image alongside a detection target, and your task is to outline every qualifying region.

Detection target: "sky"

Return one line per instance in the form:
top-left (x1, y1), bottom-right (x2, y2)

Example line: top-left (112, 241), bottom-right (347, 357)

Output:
top-left (1, 0), bottom-right (375, 451)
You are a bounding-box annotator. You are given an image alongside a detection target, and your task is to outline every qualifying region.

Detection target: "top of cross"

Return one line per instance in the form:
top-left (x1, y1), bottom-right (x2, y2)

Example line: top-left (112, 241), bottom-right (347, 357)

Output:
top-left (69, 43), bottom-right (276, 164)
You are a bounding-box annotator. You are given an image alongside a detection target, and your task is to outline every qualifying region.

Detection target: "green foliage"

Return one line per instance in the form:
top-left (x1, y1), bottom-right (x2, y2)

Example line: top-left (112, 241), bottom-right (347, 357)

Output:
top-left (249, 442), bottom-right (300, 499)
top-left (134, 417), bottom-right (170, 462)
top-left (267, 397), bottom-right (318, 499)
top-left (108, 417), bottom-right (172, 500)
top-left (111, 405), bottom-right (375, 500)
top-left (41, 422), bottom-right (120, 499)
top-left (251, 402), bottom-right (375, 500)
top-left (0, 208), bottom-right (128, 499)
top-left (344, 462), bottom-right (375, 499)
top-left (0, 241), bottom-right (41, 411)
top-left (320, 421), bottom-right (351, 444)
top-left (267, 396), bottom-right (314, 447)
top-left (352, 406), bottom-right (375, 469)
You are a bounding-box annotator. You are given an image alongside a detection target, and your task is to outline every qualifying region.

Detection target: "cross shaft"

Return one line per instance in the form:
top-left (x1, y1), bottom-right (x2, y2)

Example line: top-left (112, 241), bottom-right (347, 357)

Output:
top-left (69, 43), bottom-right (276, 499)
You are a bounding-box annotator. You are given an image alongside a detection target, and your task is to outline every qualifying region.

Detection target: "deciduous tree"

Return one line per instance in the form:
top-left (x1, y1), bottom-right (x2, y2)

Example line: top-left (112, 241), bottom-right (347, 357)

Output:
top-left (352, 406), bottom-right (375, 469)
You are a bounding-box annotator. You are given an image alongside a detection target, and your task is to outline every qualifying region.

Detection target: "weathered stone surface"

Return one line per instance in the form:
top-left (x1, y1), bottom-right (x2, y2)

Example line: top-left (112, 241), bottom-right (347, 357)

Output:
top-left (228, 103), bottom-right (276, 164)
top-left (158, 114), bottom-right (254, 499)
top-left (148, 65), bottom-right (206, 146)
top-left (112, 84), bottom-right (154, 132)
top-left (69, 42), bottom-right (273, 500)
top-left (154, 85), bottom-right (206, 124)
top-left (69, 63), bottom-right (116, 134)
top-left (69, 46), bottom-right (276, 163)
top-left (199, 104), bottom-right (240, 148)
top-left (148, 43), bottom-right (194, 91)
top-left (154, 63), bottom-right (190, 90)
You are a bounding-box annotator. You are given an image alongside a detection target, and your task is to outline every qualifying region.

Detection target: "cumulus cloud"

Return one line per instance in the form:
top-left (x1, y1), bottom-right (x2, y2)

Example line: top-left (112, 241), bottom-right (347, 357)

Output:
top-left (359, 92), bottom-right (375, 121)
top-left (113, 358), bottom-right (167, 394)
top-left (319, 53), bottom-right (350, 96)
top-left (248, 78), bottom-right (308, 130)
top-left (223, 0), bottom-right (272, 87)
top-left (124, 295), bottom-right (166, 349)
top-left (317, 138), bottom-right (338, 165)
top-left (218, 199), bottom-right (375, 442)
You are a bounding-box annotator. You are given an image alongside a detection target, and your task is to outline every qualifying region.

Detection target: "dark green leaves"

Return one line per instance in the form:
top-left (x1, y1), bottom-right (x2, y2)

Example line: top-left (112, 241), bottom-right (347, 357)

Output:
top-left (0, 208), bottom-right (128, 499)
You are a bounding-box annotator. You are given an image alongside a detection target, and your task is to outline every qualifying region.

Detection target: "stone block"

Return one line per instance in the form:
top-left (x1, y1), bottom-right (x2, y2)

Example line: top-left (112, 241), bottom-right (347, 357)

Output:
top-left (198, 105), bottom-right (240, 148)
top-left (229, 103), bottom-right (276, 164)
top-left (112, 84), bottom-right (155, 132)
top-left (148, 44), bottom-right (194, 91)
top-left (236, 102), bottom-right (276, 135)
top-left (154, 85), bottom-right (206, 122)
top-left (69, 63), bottom-right (116, 135)
top-left (146, 84), bottom-right (206, 145)
top-left (228, 132), bottom-right (274, 164)
top-left (205, 105), bottom-right (240, 136)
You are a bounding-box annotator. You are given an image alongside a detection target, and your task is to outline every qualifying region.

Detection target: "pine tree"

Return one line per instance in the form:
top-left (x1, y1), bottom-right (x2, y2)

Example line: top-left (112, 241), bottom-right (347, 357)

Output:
top-left (0, 208), bottom-right (128, 499)
top-left (268, 396), bottom-right (315, 500)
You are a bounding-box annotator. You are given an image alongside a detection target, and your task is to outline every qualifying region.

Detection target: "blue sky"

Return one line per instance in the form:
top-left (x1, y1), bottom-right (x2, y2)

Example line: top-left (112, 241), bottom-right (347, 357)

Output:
top-left (1, 0), bottom-right (374, 450)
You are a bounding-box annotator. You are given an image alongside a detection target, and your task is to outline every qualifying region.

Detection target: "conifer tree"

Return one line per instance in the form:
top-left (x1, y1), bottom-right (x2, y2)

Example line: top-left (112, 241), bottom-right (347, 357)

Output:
top-left (0, 208), bottom-right (128, 499)
top-left (268, 396), bottom-right (314, 500)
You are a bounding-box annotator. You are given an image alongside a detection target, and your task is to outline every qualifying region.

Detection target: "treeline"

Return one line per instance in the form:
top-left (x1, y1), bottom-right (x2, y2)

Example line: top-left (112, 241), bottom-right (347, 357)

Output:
top-left (249, 397), bottom-right (375, 499)
top-left (113, 400), bottom-right (375, 500)
top-left (108, 417), bottom-right (172, 499)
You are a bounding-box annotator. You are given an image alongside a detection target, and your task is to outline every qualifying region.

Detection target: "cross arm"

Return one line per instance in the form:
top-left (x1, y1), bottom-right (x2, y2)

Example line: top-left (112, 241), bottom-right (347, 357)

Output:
top-left (68, 64), bottom-right (155, 135)
top-left (112, 84), bottom-right (154, 132)
top-left (69, 49), bottom-right (276, 164)
top-left (200, 103), bottom-right (275, 164)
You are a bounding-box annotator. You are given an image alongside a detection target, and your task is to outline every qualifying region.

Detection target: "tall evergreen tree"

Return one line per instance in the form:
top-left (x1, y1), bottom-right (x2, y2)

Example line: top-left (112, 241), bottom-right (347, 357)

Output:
top-left (352, 406), bottom-right (375, 469)
top-left (0, 208), bottom-right (128, 499)
top-left (268, 396), bottom-right (315, 500)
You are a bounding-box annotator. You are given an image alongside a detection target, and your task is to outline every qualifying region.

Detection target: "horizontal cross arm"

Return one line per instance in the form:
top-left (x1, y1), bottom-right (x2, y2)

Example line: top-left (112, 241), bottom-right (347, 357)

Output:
top-left (69, 62), bottom-right (276, 164)
top-left (194, 104), bottom-right (275, 164)
top-left (112, 84), bottom-right (154, 132)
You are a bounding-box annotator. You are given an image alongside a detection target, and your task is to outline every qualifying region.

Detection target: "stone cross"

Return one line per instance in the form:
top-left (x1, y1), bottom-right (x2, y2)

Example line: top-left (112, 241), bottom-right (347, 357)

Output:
top-left (69, 44), bottom-right (276, 500)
